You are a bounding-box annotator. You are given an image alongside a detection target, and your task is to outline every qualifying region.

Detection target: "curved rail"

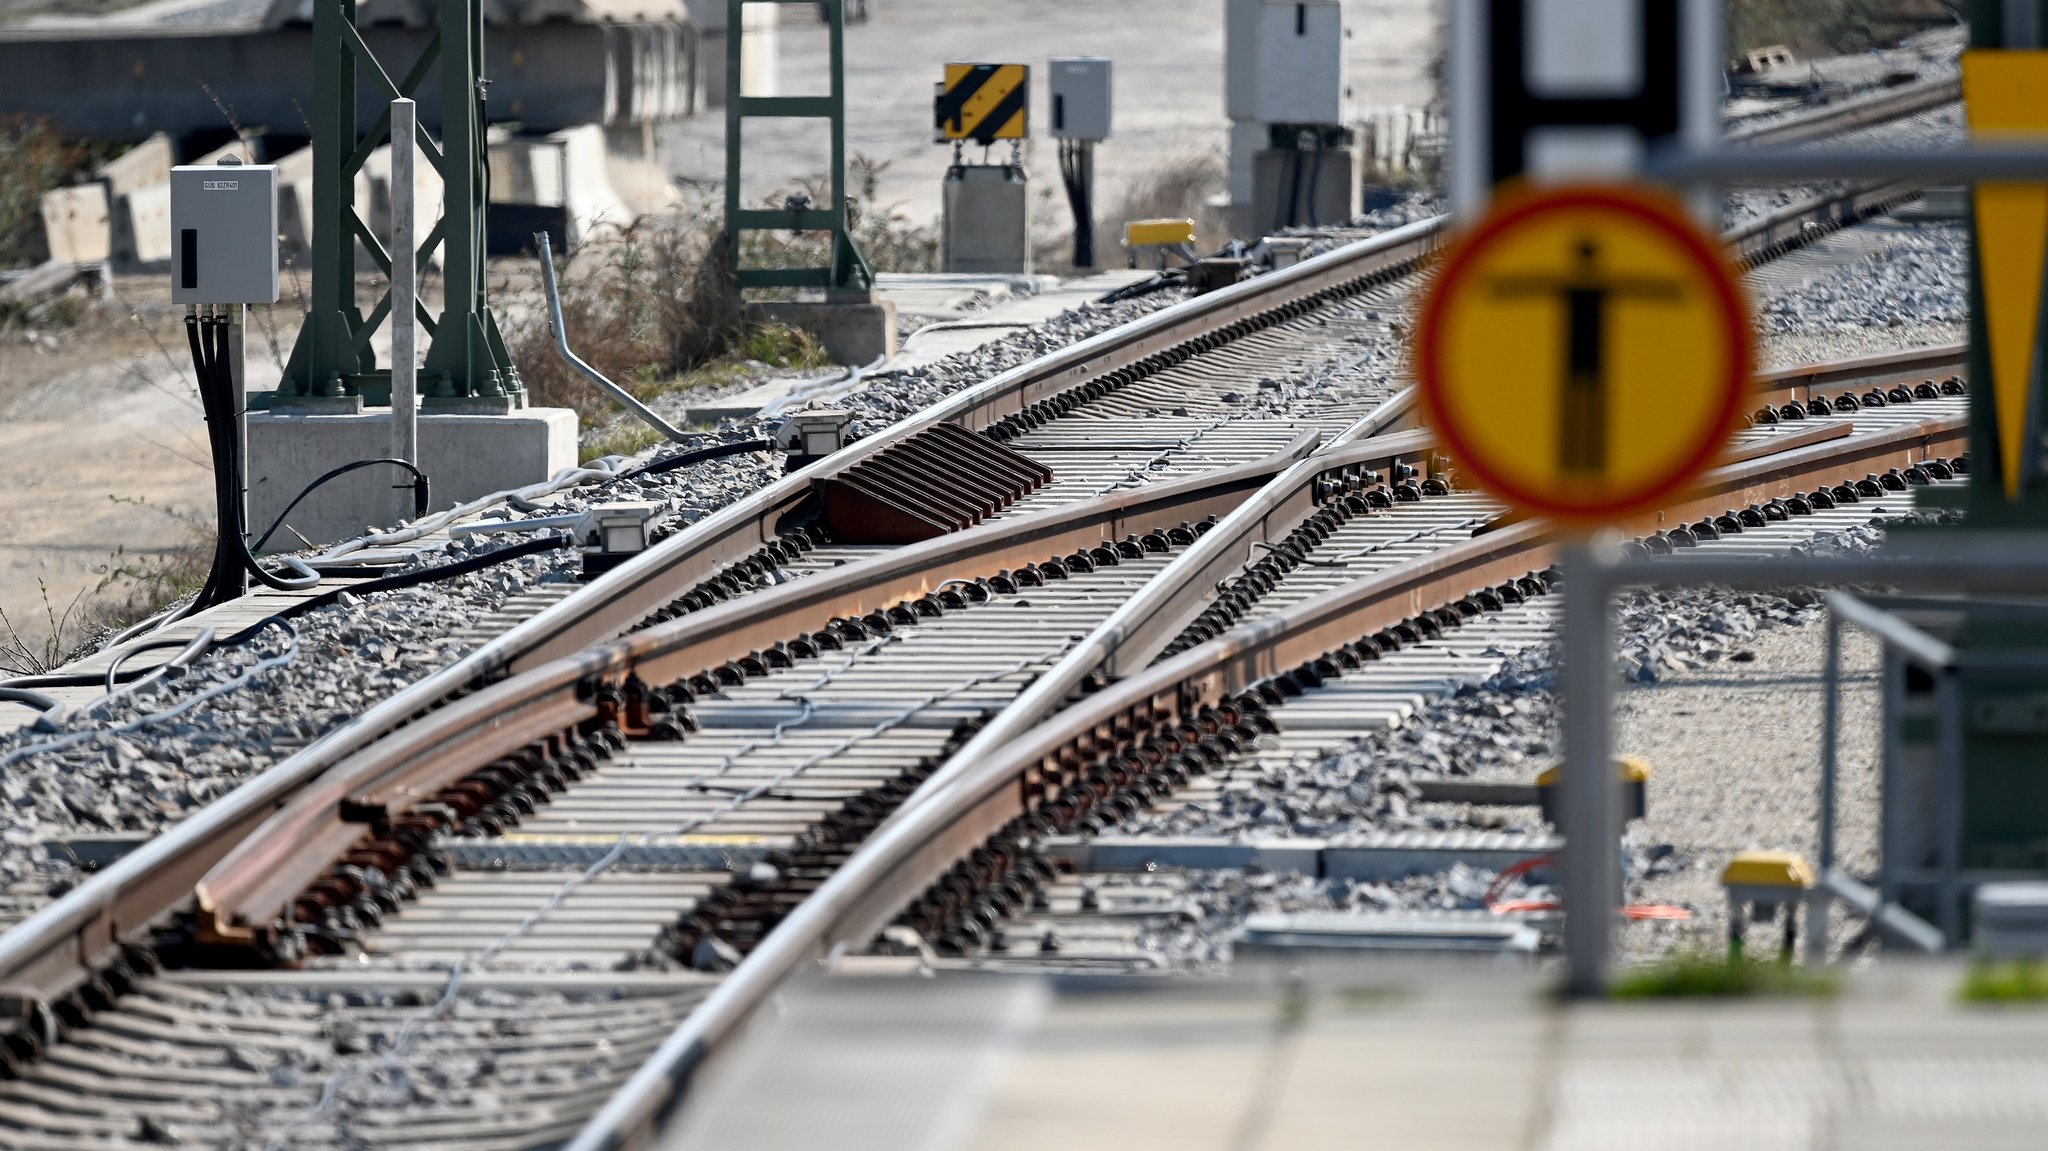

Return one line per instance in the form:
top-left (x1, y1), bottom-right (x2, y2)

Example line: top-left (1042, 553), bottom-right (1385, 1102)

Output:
top-left (0, 217), bottom-right (1445, 1014)
top-left (570, 409), bottom-right (1969, 1149)
top-left (0, 76), bottom-right (1966, 1083)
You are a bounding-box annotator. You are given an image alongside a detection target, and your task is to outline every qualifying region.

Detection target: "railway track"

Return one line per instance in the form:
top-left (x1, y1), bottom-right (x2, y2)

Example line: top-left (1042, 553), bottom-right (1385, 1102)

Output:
top-left (0, 81), bottom-right (1970, 1149)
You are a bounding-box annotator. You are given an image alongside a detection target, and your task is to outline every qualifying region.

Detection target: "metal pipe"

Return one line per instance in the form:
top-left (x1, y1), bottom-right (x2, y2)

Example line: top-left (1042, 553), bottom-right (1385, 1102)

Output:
top-left (390, 98), bottom-right (420, 523)
top-left (1807, 606), bottom-right (1843, 967)
top-left (534, 231), bottom-right (693, 444)
top-left (1937, 670), bottom-right (1967, 947)
top-left (1653, 140), bottom-right (2048, 184)
top-left (1825, 590), bottom-right (1958, 670)
top-left (1560, 538), bottom-right (1616, 997)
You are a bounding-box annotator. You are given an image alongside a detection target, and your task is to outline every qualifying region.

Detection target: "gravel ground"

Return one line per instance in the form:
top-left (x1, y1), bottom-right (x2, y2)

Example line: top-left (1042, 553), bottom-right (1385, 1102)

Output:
top-left (1101, 521), bottom-right (1916, 968)
top-left (0, 287), bottom-right (1193, 913)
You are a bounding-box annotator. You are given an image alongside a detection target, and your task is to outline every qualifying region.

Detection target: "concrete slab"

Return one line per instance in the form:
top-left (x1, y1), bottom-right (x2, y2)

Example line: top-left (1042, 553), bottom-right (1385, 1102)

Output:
top-left (667, 961), bottom-right (2048, 1151)
top-left (247, 407), bottom-right (578, 549)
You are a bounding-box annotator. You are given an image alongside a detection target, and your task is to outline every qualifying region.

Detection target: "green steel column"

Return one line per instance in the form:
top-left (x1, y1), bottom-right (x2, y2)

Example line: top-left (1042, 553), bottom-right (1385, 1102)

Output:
top-left (725, 0), bottom-right (744, 284)
top-left (725, 0), bottom-right (871, 294)
top-left (281, 0), bottom-right (369, 399)
top-left (422, 0), bottom-right (512, 406)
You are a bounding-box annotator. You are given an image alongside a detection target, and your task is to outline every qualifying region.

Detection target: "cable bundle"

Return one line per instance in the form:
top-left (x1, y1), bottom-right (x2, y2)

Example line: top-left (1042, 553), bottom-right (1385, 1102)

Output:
top-left (183, 311), bottom-right (324, 608)
top-left (1058, 138), bottom-right (1095, 269)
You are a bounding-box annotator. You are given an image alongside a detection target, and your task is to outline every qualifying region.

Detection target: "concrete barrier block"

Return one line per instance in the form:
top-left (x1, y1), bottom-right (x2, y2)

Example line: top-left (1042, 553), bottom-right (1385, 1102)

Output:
top-left (39, 185), bottom-right (111, 265)
top-left (248, 407), bottom-right (579, 549)
top-left (119, 182), bottom-right (174, 267)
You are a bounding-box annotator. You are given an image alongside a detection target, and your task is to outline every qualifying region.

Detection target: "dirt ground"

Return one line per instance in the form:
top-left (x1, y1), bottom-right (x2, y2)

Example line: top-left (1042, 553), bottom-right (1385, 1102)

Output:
top-left (0, 0), bottom-right (1439, 659)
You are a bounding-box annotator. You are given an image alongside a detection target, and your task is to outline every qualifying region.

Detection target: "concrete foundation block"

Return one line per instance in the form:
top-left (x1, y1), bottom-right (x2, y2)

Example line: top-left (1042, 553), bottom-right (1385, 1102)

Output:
top-left (248, 407), bottom-right (579, 550)
top-left (749, 299), bottom-right (897, 366)
top-left (1245, 146), bottom-right (1359, 236)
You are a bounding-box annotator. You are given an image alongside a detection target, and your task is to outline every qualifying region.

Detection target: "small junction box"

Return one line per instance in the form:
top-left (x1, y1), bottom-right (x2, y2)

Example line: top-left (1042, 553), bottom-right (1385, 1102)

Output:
top-left (1048, 56), bottom-right (1112, 141)
top-left (170, 159), bottom-right (279, 305)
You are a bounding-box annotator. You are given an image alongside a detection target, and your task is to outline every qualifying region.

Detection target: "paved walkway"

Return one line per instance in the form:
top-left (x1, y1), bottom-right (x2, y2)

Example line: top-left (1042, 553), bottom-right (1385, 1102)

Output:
top-left (664, 961), bottom-right (2048, 1151)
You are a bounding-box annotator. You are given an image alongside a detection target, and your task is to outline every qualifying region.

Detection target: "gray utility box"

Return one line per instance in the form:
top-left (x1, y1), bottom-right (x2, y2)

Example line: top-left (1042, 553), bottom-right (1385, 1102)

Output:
top-left (170, 162), bottom-right (279, 305)
top-left (943, 164), bottom-right (1030, 274)
top-left (1226, 0), bottom-right (1345, 126)
top-left (1049, 56), bottom-right (1111, 140)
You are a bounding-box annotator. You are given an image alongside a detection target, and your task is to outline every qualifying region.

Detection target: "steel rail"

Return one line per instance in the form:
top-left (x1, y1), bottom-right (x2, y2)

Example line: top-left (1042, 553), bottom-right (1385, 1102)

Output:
top-left (1753, 343), bottom-right (1967, 409)
top-left (571, 410), bottom-right (1969, 1150)
top-left (191, 430), bottom-right (1333, 945)
top-left (0, 77), bottom-right (1963, 1072)
top-left (1723, 75), bottom-right (1961, 149)
top-left (0, 217), bottom-right (1444, 1018)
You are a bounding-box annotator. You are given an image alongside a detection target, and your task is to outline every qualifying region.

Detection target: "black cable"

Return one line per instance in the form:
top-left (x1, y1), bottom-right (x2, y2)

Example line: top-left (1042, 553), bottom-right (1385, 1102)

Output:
top-left (1305, 137), bottom-right (1326, 228)
top-left (221, 533), bottom-right (574, 642)
top-left (1059, 139), bottom-right (1095, 269)
top-left (1280, 146), bottom-right (1305, 230)
top-left (614, 437), bottom-right (779, 482)
top-left (190, 315), bottom-right (322, 595)
top-left (1094, 269), bottom-right (1187, 304)
top-left (252, 458), bottom-right (432, 553)
top-left (2, 533), bottom-right (573, 690)
top-left (0, 687), bottom-right (62, 712)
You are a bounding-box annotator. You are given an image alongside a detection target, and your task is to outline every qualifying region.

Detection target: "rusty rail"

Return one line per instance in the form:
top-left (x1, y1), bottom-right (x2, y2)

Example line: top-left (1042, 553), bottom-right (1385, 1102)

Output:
top-left (569, 409), bottom-right (1968, 1151)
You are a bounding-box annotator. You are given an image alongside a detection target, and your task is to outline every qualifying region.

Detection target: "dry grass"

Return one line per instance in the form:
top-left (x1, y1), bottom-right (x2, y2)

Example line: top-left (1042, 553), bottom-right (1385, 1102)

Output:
top-left (0, 117), bottom-right (114, 273)
top-left (0, 529), bottom-right (213, 674)
top-left (1033, 150), bottom-right (1230, 275)
top-left (512, 169), bottom-right (940, 447)
top-left (1728, 0), bottom-right (1952, 58)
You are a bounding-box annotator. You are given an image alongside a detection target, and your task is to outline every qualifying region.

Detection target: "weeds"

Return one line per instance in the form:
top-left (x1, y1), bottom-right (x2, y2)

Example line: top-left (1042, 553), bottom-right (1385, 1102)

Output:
top-left (1728, 0), bottom-right (1944, 58)
top-left (0, 117), bottom-right (111, 270)
top-left (1961, 958), bottom-right (2048, 1004)
top-left (513, 172), bottom-right (927, 447)
top-left (1609, 952), bottom-right (1840, 999)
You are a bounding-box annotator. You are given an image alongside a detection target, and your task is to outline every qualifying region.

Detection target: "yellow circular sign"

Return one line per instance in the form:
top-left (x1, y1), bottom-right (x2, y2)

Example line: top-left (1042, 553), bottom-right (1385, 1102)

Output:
top-left (1414, 183), bottom-right (1754, 523)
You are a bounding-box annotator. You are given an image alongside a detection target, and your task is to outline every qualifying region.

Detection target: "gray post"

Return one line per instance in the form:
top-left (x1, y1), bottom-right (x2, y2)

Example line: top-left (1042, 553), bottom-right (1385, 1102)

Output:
top-left (229, 302), bottom-right (249, 545)
top-left (1806, 610), bottom-right (1843, 967)
top-left (1938, 670), bottom-right (1967, 947)
top-left (1561, 540), bottom-right (1617, 996)
top-left (390, 97), bottom-right (419, 521)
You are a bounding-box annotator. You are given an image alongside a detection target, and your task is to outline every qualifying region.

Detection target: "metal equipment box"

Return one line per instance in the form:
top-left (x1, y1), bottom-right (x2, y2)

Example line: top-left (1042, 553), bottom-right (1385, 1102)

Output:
top-left (1228, 0), bottom-right (1345, 126)
top-left (170, 161), bottom-right (279, 305)
top-left (1049, 56), bottom-right (1112, 140)
top-left (942, 164), bottom-right (1030, 274)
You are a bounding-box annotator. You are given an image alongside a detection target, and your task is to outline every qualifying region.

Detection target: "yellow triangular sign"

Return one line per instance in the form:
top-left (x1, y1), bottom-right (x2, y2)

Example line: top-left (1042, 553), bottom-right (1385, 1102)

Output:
top-left (1963, 51), bottom-right (2048, 502)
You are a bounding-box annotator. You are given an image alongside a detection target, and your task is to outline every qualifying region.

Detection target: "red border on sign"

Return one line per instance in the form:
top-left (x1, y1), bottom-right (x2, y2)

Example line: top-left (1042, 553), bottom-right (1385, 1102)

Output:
top-left (1414, 183), bottom-right (1755, 525)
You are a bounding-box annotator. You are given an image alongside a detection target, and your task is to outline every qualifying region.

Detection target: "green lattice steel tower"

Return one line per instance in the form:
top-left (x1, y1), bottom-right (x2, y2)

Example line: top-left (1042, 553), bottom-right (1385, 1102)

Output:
top-left (279, 0), bottom-right (520, 408)
top-left (724, 0), bottom-right (873, 295)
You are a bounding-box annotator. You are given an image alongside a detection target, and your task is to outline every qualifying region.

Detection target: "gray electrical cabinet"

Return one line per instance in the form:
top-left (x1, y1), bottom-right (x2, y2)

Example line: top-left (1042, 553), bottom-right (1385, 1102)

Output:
top-left (170, 161), bottom-right (280, 305)
top-left (1227, 0), bottom-right (1345, 126)
top-left (1049, 56), bottom-right (1112, 141)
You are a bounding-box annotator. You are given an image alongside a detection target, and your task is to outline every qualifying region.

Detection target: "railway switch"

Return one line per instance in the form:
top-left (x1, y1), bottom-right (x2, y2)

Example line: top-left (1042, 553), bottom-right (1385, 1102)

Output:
top-left (169, 158), bottom-right (279, 306)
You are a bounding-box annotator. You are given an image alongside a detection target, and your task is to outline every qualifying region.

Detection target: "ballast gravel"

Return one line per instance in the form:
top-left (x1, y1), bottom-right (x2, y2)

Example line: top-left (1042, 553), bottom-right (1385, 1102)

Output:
top-left (1102, 522), bottom-right (1918, 967)
top-left (0, 288), bottom-right (1192, 919)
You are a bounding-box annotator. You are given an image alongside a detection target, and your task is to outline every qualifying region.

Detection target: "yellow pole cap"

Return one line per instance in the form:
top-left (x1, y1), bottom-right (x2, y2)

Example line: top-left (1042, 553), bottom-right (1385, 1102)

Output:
top-left (1720, 850), bottom-right (1816, 889)
top-left (1123, 218), bottom-right (1197, 248)
top-left (1535, 755), bottom-right (1651, 787)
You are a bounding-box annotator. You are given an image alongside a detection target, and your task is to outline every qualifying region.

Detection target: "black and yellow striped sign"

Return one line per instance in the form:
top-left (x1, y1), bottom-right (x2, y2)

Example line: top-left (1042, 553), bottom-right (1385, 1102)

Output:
top-left (935, 63), bottom-right (1029, 144)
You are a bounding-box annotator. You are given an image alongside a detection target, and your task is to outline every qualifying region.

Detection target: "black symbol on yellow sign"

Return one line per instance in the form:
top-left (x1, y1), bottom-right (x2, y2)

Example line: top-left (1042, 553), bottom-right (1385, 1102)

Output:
top-left (1490, 240), bottom-right (1681, 479)
top-left (935, 63), bottom-right (1029, 145)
